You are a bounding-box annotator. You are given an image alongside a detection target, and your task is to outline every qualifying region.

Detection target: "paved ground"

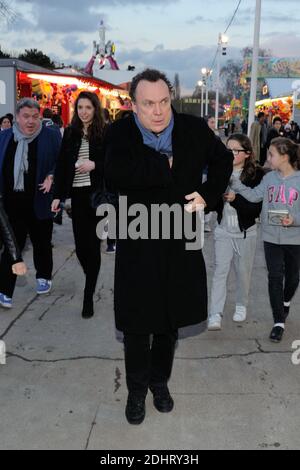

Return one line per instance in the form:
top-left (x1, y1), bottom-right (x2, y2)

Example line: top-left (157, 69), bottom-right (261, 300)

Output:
top-left (0, 215), bottom-right (299, 450)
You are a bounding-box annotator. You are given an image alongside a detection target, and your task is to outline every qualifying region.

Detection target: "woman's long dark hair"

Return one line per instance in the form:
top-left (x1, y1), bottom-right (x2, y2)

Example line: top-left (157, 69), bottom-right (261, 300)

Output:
top-left (71, 91), bottom-right (104, 140)
top-left (227, 133), bottom-right (258, 182)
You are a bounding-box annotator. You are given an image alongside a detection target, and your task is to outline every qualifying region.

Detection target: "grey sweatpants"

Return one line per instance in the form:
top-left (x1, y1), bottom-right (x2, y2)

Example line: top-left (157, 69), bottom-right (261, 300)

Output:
top-left (209, 226), bottom-right (257, 316)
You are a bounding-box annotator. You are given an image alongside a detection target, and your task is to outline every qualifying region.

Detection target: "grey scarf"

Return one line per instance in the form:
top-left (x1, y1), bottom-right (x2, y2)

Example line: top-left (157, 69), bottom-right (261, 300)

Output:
top-left (13, 121), bottom-right (43, 191)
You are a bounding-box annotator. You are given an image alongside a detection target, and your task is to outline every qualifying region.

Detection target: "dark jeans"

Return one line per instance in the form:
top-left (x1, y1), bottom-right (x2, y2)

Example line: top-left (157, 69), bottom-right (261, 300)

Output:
top-left (0, 201), bottom-right (53, 298)
top-left (123, 330), bottom-right (178, 398)
top-left (71, 188), bottom-right (101, 299)
top-left (264, 242), bottom-right (300, 323)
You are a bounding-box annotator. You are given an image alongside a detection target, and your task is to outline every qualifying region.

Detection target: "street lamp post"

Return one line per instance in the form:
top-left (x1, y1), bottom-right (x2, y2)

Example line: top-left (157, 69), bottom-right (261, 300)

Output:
top-left (247, 0), bottom-right (262, 135)
top-left (198, 80), bottom-right (204, 117)
top-left (205, 78), bottom-right (209, 116)
top-left (215, 33), bottom-right (228, 130)
top-left (201, 67), bottom-right (212, 117)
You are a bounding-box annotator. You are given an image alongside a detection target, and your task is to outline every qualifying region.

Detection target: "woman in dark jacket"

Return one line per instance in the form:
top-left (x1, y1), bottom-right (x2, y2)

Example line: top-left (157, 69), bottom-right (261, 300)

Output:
top-left (52, 92), bottom-right (105, 318)
top-left (208, 133), bottom-right (265, 330)
top-left (0, 194), bottom-right (27, 307)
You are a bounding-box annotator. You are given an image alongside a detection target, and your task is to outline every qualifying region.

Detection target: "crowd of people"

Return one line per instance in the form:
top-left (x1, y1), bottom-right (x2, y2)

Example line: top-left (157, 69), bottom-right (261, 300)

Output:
top-left (0, 68), bottom-right (300, 426)
top-left (250, 112), bottom-right (300, 166)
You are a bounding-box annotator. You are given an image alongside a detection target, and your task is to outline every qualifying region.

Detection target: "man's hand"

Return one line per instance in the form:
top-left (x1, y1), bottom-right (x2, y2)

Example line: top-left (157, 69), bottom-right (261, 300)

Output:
top-left (282, 214), bottom-right (294, 226)
top-left (77, 160), bottom-right (95, 174)
top-left (168, 157), bottom-right (173, 169)
top-left (223, 191), bottom-right (236, 202)
top-left (185, 192), bottom-right (207, 213)
top-left (12, 262), bottom-right (27, 276)
top-left (39, 175), bottom-right (53, 194)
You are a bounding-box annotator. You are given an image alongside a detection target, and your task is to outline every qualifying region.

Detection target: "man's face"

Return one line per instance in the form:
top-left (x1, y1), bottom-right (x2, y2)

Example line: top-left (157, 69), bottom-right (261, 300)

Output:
top-left (132, 79), bottom-right (172, 133)
top-left (16, 107), bottom-right (41, 136)
top-left (274, 120), bottom-right (282, 131)
top-left (259, 115), bottom-right (265, 125)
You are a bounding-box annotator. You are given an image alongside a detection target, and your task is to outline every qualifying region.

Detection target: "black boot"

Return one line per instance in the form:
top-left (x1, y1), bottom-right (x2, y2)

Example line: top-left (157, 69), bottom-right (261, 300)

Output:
top-left (81, 275), bottom-right (96, 319)
top-left (150, 385), bottom-right (174, 413)
top-left (125, 394), bottom-right (146, 425)
top-left (81, 297), bottom-right (94, 319)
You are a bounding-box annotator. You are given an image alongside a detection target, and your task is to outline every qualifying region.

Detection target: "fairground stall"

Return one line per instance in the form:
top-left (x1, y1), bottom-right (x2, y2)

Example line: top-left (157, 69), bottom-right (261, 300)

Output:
top-left (0, 59), bottom-right (131, 123)
top-left (292, 80), bottom-right (300, 125)
top-left (239, 56), bottom-right (300, 125)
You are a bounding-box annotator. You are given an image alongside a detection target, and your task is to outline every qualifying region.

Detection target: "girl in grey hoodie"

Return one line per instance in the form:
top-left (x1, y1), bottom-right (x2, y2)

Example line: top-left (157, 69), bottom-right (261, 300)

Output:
top-left (231, 137), bottom-right (300, 343)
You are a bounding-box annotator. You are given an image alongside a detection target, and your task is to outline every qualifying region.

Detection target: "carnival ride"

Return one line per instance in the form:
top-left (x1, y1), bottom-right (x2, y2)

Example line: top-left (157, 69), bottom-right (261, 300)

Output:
top-left (84, 20), bottom-right (136, 88)
top-left (84, 21), bottom-right (119, 75)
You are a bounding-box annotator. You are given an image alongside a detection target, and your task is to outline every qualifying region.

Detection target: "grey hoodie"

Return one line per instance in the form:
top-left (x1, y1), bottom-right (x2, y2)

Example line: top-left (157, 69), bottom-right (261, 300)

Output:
top-left (231, 170), bottom-right (300, 245)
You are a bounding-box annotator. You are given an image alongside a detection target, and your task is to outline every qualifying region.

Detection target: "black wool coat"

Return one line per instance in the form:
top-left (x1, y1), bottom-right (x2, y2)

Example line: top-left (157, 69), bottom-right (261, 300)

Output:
top-left (0, 193), bottom-right (22, 263)
top-left (105, 112), bottom-right (233, 334)
top-left (215, 166), bottom-right (265, 234)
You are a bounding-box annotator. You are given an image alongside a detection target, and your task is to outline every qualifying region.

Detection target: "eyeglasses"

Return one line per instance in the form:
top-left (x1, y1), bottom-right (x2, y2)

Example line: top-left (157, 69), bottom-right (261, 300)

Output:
top-left (228, 149), bottom-right (246, 155)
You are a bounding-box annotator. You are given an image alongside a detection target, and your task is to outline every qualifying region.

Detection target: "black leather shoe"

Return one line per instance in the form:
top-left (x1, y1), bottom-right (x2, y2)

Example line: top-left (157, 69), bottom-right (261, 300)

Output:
top-left (81, 299), bottom-right (94, 319)
top-left (150, 386), bottom-right (174, 413)
top-left (125, 395), bottom-right (146, 425)
top-left (270, 326), bottom-right (284, 343)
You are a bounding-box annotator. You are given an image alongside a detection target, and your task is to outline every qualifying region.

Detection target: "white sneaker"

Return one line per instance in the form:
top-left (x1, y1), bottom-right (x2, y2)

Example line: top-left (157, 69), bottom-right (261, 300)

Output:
top-left (233, 306), bottom-right (247, 322)
top-left (207, 314), bottom-right (222, 331)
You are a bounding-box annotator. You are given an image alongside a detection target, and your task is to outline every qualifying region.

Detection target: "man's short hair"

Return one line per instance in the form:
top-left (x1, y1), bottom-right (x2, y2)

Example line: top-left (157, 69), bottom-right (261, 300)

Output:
top-left (129, 68), bottom-right (173, 102)
top-left (16, 98), bottom-right (40, 114)
top-left (273, 116), bottom-right (282, 125)
top-left (257, 112), bottom-right (265, 119)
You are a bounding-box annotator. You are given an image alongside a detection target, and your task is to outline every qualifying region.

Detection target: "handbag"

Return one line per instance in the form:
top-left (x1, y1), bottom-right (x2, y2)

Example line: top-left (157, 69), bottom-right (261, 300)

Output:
top-left (90, 181), bottom-right (118, 210)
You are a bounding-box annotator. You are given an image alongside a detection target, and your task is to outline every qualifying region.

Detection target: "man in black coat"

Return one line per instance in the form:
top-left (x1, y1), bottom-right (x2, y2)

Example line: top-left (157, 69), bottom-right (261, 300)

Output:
top-left (105, 69), bottom-right (233, 425)
top-left (0, 193), bottom-right (27, 308)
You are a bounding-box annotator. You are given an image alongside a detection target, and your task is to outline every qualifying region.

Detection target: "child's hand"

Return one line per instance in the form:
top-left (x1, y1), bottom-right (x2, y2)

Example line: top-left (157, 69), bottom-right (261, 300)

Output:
top-left (281, 215), bottom-right (294, 226)
top-left (223, 191), bottom-right (236, 202)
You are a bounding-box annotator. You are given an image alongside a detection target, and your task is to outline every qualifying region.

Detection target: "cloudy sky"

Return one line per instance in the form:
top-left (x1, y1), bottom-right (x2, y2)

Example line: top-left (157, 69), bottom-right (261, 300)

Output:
top-left (1, 0), bottom-right (300, 94)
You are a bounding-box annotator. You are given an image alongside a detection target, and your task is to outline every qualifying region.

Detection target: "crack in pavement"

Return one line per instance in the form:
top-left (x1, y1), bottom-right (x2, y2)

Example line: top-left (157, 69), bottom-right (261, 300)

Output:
top-left (7, 345), bottom-right (292, 364)
top-left (0, 250), bottom-right (75, 341)
top-left (7, 353), bottom-right (123, 363)
top-left (172, 392), bottom-right (300, 396)
top-left (38, 295), bottom-right (65, 321)
top-left (175, 350), bottom-right (292, 361)
top-left (84, 398), bottom-right (102, 451)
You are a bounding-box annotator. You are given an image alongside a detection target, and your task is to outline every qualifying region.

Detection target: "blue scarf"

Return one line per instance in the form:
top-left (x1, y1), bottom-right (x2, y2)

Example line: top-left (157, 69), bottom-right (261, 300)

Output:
top-left (134, 113), bottom-right (174, 157)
